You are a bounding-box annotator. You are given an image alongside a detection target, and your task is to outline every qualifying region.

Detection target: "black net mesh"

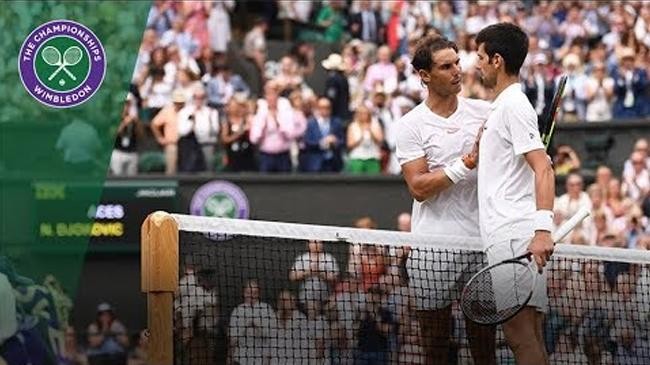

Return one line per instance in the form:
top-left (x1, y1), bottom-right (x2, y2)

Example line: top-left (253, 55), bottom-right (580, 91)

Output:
top-left (173, 231), bottom-right (650, 365)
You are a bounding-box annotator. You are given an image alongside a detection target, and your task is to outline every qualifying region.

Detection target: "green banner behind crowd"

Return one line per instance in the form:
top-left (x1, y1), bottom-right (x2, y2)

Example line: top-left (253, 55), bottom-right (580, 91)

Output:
top-left (0, 1), bottom-right (150, 305)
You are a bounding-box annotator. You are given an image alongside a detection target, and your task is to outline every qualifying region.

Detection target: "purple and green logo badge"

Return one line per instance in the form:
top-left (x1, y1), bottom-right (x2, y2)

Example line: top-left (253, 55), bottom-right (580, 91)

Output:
top-left (190, 180), bottom-right (249, 219)
top-left (18, 20), bottom-right (106, 108)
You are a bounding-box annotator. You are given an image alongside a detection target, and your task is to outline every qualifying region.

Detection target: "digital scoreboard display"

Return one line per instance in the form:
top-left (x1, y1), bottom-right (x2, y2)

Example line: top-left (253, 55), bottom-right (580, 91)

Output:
top-left (34, 180), bottom-right (178, 248)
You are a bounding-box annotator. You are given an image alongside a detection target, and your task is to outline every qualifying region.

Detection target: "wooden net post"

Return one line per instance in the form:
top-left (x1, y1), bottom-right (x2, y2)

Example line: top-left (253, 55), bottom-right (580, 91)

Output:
top-left (141, 211), bottom-right (178, 365)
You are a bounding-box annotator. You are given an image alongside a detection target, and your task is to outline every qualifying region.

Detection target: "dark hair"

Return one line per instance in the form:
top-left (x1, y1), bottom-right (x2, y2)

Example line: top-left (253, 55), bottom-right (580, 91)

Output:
top-left (475, 23), bottom-right (528, 76)
top-left (411, 35), bottom-right (459, 72)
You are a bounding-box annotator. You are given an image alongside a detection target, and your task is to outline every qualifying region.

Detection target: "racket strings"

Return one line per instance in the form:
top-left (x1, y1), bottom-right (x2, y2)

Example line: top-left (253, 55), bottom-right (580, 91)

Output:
top-left (41, 46), bottom-right (61, 65)
top-left (462, 261), bottom-right (535, 324)
top-left (63, 46), bottom-right (83, 65)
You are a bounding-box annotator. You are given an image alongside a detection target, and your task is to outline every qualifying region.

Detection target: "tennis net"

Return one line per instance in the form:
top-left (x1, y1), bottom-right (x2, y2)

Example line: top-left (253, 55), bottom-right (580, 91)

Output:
top-left (141, 213), bottom-right (650, 365)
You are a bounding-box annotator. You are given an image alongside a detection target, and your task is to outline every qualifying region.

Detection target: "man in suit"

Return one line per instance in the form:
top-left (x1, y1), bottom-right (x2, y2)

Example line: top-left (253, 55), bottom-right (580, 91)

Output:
top-left (348, 0), bottom-right (384, 44)
top-left (300, 97), bottom-right (345, 172)
top-left (612, 48), bottom-right (648, 119)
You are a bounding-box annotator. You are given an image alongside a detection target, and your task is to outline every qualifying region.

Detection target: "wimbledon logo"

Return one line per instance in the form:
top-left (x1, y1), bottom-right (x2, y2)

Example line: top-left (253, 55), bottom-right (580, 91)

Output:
top-left (18, 19), bottom-right (106, 108)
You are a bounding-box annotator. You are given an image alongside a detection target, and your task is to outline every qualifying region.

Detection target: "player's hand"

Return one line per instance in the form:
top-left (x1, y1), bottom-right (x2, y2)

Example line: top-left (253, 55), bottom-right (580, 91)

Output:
top-left (463, 124), bottom-right (484, 169)
top-left (528, 231), bottom-right (554, 272)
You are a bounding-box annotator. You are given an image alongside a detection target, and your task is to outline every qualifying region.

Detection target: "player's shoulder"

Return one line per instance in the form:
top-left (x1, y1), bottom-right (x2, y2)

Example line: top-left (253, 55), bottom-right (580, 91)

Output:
top-left (397, 102), bottom-right (428, 124)
top-left (458, 96), bottom-right (491, 112)
top-left (458, 96), bottom-right (492, 118)
top-left (394, 102), bottom-right (427, 132)
top-left (496, 84), bottom-right (537, 119)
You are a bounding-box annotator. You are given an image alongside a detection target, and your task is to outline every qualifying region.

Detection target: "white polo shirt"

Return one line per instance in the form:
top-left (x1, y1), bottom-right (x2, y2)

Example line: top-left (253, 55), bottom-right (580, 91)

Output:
top-left (395, 97), bottom-right (491, 236)
top-left (477, 83), bottom-right (545, 245)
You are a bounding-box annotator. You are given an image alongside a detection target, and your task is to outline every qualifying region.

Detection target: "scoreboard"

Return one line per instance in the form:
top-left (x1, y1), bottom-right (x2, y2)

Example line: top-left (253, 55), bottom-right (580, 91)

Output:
top-left (34, 180), bottom-right (178, 249)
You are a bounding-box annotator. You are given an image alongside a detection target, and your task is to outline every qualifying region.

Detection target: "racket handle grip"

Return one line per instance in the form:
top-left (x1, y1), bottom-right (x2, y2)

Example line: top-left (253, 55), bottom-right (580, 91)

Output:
top-left (552, 207), bottom-right (590, 242)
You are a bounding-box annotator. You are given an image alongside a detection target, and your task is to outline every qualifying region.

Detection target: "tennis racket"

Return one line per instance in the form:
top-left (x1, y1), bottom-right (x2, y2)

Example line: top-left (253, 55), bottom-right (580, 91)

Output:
top-left (541, 75), bottom-right (567, 150)
top-left (44, 46), bottom-right (83, 81)
top-left (460, 207), bottom-right (590, 325)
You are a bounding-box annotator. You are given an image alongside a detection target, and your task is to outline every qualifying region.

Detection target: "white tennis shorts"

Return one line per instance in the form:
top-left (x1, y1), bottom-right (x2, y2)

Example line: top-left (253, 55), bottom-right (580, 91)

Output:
top-left (485, 237), bottom-right (549, 314)
top-left (407, 247), bottom-right (485, 310)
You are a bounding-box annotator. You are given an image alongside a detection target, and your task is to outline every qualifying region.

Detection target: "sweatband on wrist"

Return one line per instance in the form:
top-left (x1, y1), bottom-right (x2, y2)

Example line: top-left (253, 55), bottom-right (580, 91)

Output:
top-left (534, 210), bottom-right (555, 232)
top-left (444, 158), bottom-right (471, 184)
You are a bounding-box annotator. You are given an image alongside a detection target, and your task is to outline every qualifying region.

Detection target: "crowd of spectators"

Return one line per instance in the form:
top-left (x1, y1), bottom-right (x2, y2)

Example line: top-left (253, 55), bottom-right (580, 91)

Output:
top-left (172, 211), bottom-right (650, 364)
top-left (113, 0), bottom-right (650, 177)
top-left (552, 137), bottom-right (650, 248)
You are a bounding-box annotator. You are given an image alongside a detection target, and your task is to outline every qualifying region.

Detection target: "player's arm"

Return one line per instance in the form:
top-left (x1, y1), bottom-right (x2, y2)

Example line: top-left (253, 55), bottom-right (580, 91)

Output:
top-left (401, 158), bottom-right (456, 202)
top-left (401, 129), bottom-right (481, 202)
top-left (524, 148), bottom-right (555, 268)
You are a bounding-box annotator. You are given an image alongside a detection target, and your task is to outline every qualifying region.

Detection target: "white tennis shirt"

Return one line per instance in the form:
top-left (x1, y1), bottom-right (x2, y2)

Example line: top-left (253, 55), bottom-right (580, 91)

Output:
top-left (478, 83), bottom-right (545, 245)
top-left (395, 98), bottom-right (491, 236)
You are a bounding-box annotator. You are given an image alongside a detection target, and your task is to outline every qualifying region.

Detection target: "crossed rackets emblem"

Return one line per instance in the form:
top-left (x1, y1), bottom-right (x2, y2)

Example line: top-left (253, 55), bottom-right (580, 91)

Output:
top-left (41, 45), bottom-right (83, 82)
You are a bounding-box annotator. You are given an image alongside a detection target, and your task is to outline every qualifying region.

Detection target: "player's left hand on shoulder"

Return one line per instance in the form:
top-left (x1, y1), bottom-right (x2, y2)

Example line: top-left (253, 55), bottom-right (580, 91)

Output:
top-left (528, 231), bottom-right (554, 270)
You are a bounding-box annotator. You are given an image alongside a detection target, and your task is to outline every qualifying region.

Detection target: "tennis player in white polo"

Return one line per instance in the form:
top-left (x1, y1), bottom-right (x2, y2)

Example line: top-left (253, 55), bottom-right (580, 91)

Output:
top-left (394, 35), bottom-right (495, 365)
top-left (475, 23), bottom-right (556, 364)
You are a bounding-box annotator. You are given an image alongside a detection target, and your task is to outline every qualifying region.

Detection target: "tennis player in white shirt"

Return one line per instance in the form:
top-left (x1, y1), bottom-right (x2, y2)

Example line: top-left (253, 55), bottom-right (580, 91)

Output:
top-left (475, 23), bottom-right (556, 365)
top-left (394, 35), bottom-right (495, 365)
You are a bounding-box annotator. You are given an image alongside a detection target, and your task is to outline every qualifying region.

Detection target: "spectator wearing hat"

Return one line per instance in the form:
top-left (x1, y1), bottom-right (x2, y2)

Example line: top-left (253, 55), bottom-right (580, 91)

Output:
top-left (559, 53), bottom-right (588, 121)
top-left (86, 303), bottom-right (129, 365)
top-left (322, 53), bottom-right (351, 122)
top-left (177, 86), bottom-right (218, 172)
top-left (612, 47), bottom-right (648, 118)
top-left (151, 89), bottom-right (186, 175)
top-left (523, 53), bottom-right (556, 122)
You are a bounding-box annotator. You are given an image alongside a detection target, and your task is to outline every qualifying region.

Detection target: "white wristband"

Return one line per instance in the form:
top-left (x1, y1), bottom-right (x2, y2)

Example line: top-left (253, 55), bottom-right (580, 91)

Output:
top-left (534, 210), bottom-right (555, 232)
top-left (443, 158), bottom-right (471, 184)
